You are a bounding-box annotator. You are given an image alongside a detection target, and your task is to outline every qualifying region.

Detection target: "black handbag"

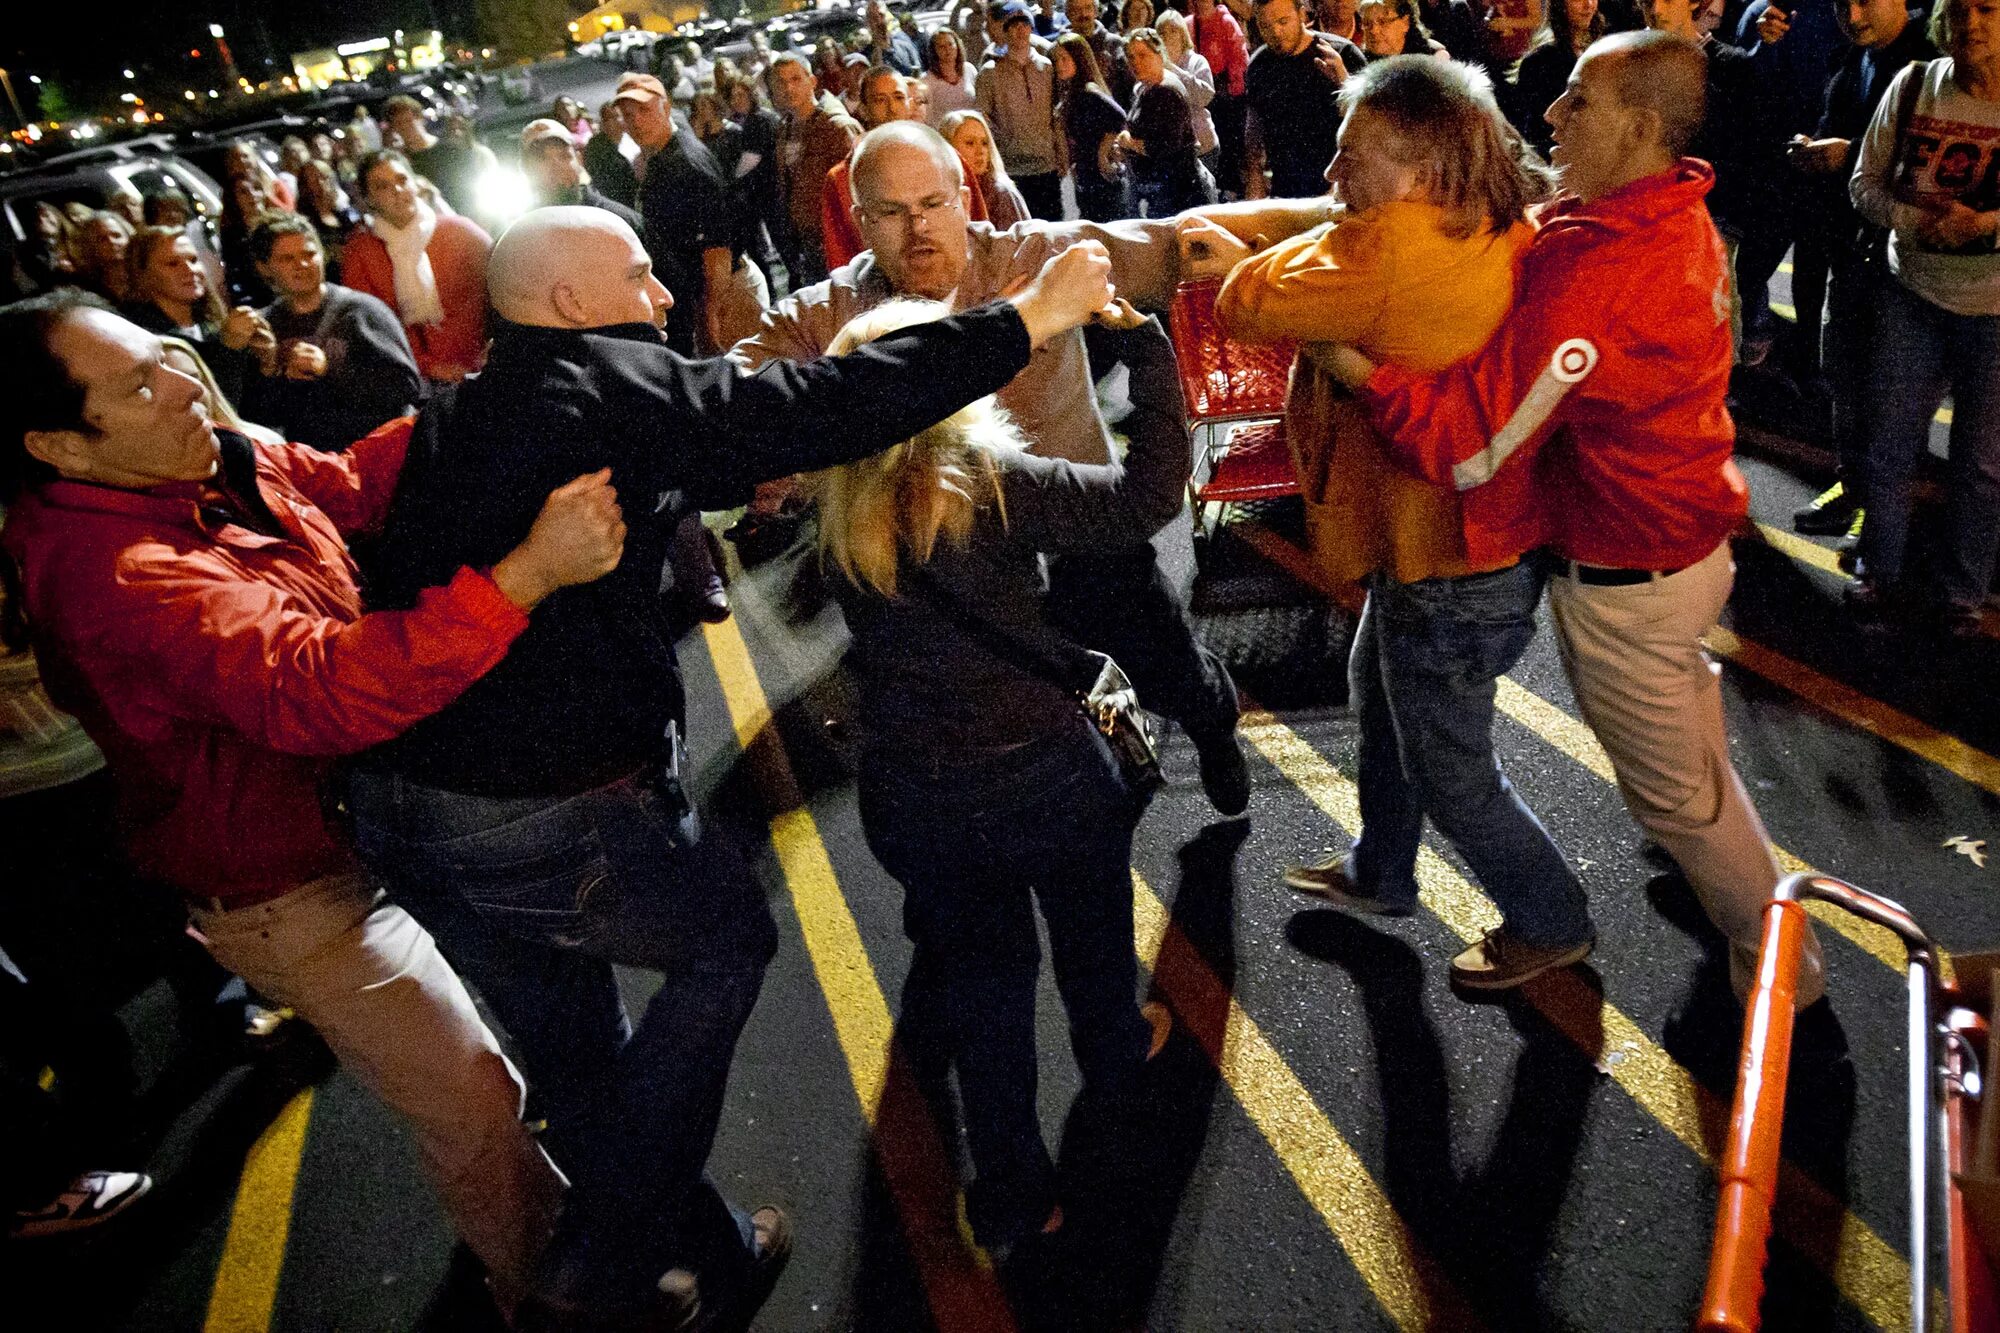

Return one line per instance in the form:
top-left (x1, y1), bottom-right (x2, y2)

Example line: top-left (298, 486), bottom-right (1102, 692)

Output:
top-left (903, 565), bottom-right (1166, 798)
top-left (1851, 59), bottom-right (1932, 267)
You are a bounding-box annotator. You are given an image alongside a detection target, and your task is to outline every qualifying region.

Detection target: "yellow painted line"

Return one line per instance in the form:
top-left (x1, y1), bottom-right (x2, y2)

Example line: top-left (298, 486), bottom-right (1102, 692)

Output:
top-left (1240, 709), bottom-right (1914, 1331)
top-left (1779, 261), bottom-right (1794, 274)
top-left (701, 615), bottom-right (1019, 1333)
top-left (1941, 405), bottom-right (1954, 425)
top-left (1235, 520), bottom-right (1914, 974)
top-left (1130, 873), bottom-right (1480, 1332)
top-left (203, 1089), bottom-right (313, 1333)
top-left (1705, 624), bottom-right (2000, 801)
top-left (1745, 521), bottom-right (2000, 642)
top-left (1772, 302), bottom-right (1797, 322)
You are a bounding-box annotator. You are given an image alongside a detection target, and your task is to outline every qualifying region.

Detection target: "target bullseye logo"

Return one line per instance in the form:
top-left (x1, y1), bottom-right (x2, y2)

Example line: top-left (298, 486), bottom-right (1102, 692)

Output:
top-left (1550, 338), bottom-right (1598, 384)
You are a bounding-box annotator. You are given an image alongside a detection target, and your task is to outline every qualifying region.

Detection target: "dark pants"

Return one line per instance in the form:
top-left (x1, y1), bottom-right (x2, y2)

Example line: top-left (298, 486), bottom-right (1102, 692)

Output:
top-left (1015, 171), bottom-right (1065, 221)
top-left (1075, 176), bottom-right (1131, 223)
top-left (1347, 560), bottom-right (1592, 947)
top-left (1047, 543), bottom-right (1240, 745)
top-left (1211, 94), bottom-right (1247, 198)
top-left (1822, 250), bottom-right (1884, 499)
top-left (0, 963), bottom-right (88, 1212)
top-left (1858, 276), bottom-right (2000, 607)
top-left (859, 719), bottom-right (1151, 1248)
top-left (349, 768), bottom-right (779, 1310)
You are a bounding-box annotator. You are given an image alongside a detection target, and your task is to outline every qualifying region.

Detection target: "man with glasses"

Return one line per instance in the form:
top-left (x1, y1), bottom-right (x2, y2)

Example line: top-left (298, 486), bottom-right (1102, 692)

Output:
top-left (733, 121), bottom-right (1253, 815)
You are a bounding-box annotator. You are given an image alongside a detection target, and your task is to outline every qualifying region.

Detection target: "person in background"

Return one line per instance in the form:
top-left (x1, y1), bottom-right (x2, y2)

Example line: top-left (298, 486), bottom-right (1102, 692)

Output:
top-left (105, 185), bottom-right (144, 230)
top-left (1847, 0), bottom-right (2000, 635)
top-left (1070, 0), bottom-right (1137, 102)
top-left (158, 336), bottom-right (286, 446)
top-left (1245, 0), bottom-right (1366, 198)
top-left (343, 149), bottom-right (493, 384)
top-left (979, 3), bottom-right (1067, 218)
top-left (1056, 31), bottom-right (1135, 219)
top-left (721, 73), bottom-right (789, 290)
top-left (867, 0), bottom-right (926, 73)
top-left (71, 211), bottom-right (134, 305)
top-left (295, 158), bottom-right (364, 279)
top-left (122, 227), bottom-right (272, 406)
top-left (440, 114), bottom-right (503, 230)
top-left (1124, 0), bottom-right (1158, 30)
top-left (943, 109), bottom-right (1035, 228)
top-left (1192, 0), bottom-right (1253, 196)
top-left (809, 298), bottom-right (1182, 1266)
top-left (1120, 29), bottom-right (1217, 215)
top-left (825, 68), bottom-right (970, 271)
top-left (1417, 0), bottom-right (1495, 58)
top-left (245, 216), bottom-right (423, 455)
top-left (616, 72), bottom-right (738, 356)
top-left (843, 51), bottom-right (874, 116)
top-left (1201, 53), bottom-right (1585, 987)
top-left (1512, 0), bottom-right (1606, 155)
top-left (773, 52), bottom-right (865, 286)
top-left (1786, 0), bottom-right (1935, 540)
top-left (382, 95), bottom-right (475, 217)
top-left (0, 287), bottom-right (626, 1313)
top-left (816, 37), bottom-right (850, 99)
top-left (141, 189), bottom-right (193, 230)
top-left (1157, 10), bottom-right (1224, 182)
top-left (551, 95), bottom-right (594, 146)
top-left (685, 95), bottom-right (777, 356)
top-left (928, 27), bottom-right (983, 122)
top-left (1357, 0), bottom-right (1450, 54)
top-left (583, 98), bottom-right (642, 207)
top-left (277, 137), bottom-right (312, 201)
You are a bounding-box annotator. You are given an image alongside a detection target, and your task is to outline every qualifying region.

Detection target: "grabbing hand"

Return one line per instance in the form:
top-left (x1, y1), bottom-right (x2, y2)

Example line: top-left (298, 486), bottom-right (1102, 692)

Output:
top-left (283, 341), bottom-right (328, 380)
top-left (491, 469), bottom-right (627, 611)
top-left (1177, 215), bottom-right (1256, 280)
top-left (1313, 39), bottom-right (1348, 86)
top-left (1756, 4), bottom-right (1791, 44)
top-left (1009, 240), bottom-right (1118, 346)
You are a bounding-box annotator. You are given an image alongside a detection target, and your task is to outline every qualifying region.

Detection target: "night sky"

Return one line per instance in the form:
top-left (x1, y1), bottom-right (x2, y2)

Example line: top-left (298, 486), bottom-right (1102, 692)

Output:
top-left (2, 0), bottom-right (488, 95)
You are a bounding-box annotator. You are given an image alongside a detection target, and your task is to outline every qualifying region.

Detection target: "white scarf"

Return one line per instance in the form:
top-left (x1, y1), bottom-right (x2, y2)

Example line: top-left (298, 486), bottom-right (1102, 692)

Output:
top-left (368, 199), bottom-right (445, 328)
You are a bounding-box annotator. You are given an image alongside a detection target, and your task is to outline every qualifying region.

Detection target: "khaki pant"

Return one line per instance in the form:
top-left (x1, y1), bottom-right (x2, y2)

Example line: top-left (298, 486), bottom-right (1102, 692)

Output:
top-left (1548, 542), bottom-right (1826, 1008)
top-left (190, 872), bottom-right (565, 1300)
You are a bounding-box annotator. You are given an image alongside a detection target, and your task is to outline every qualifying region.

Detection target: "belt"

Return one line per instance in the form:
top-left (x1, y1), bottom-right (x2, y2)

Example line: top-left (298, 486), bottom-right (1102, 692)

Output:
top-left (1563, 561), bottom-right (1688, 587)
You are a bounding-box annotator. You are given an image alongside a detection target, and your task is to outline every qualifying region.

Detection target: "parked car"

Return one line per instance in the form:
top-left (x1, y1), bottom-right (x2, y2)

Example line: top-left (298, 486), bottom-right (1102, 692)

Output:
top-left (0, 146), bottom-right (226, 300)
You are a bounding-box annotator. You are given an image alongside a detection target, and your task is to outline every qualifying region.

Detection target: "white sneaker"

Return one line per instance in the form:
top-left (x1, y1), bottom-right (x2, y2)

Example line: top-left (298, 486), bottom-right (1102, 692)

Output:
top-left (11, 1170), bottom-right (153, 1238)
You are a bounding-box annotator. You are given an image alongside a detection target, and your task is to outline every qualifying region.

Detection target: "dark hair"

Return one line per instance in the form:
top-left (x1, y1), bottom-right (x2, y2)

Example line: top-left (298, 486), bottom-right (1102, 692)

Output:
top-left (382, 94), bottom-right (424, 119)
top-left (0, 288), bottom-right (112, 502)
top-left (927, 26), bottom-right (967, 77)
top-left (125, 226), bottom-right (226, 326)
top-left (142, 188), bottom-right (193, 226)
top-left (1053, 31), bottom-right (1111, 93)
top-left (357, 148), bottom-right (412, 197)
top-left (1546, 0), bottom-right (1606, 51)
top-left (250, 212), bottom-right (321, 266)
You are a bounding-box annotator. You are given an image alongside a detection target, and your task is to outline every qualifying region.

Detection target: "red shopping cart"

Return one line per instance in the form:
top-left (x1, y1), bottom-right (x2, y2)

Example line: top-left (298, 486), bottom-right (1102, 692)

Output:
top-left (1700, 873), bottom-right (2000, 1332)
top-left (1165, 279), bottom-right (1299, 542)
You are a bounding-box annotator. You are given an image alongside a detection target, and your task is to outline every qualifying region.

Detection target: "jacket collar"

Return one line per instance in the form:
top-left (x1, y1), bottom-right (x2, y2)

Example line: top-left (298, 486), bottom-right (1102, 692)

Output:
top-left (486, 316), bottom-right (670, 354)
top-left (1542, 158), bottom-right (1715, 233)
top-left (5, 429), bottom-right (280, 546)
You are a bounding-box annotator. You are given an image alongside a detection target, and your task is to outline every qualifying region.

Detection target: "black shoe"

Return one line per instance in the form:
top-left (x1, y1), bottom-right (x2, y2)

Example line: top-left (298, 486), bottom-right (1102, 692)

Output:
top-left (1192, 731), bottom-right (1250, 817)
top-left (693, 574), bottom-right (731, 624)
top-left (1835, 535), bottom-right (1861, 575)
top-left (1844, 577), bottom-right (1894, 630)
top-left (1792, 482), bottom-right (1858, 535)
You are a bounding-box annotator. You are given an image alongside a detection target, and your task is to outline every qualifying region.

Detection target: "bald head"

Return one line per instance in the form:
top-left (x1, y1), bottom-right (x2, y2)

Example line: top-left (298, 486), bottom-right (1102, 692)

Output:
top-left (1593, 30), bottom-right (1706, 158)
top-left (491, 206), bottom-right (671, 330)
top-left (851, 121), bottom-right (965, 205)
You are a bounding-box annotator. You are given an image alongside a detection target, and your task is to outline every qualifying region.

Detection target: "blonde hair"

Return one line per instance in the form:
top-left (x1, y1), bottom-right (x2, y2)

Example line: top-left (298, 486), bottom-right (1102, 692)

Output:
top-left (159, 337), bottom-right (283, 445)
top-left (810, 300), bottom-right (1028, 598)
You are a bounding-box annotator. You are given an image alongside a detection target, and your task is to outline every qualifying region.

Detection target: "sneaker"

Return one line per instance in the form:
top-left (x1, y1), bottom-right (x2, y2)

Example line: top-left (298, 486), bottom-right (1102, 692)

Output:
top-left (1793, 482), bottom-right (1859, 535)
top-left (10, 1170), bottom-right (152, 1238)
top-left (1193, 731), bottom-right (1251, 817)
top-left (1449, 928), bottom-right (1595, 992)
top-left (1281, 856), bottom-right (1415, 917)
top-left (1844, 577), bottom-right (1894, 630)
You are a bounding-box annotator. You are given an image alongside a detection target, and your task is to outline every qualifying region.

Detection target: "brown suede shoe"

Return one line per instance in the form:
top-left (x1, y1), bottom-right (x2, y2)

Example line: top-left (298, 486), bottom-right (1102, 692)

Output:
top-left (1449, 928), bottom-right (1594, 992)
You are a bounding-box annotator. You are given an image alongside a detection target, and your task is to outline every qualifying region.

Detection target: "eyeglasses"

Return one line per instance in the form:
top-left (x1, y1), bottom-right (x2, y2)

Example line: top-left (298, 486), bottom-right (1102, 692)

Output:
top-left (859, 195), bottom-right (963, 228)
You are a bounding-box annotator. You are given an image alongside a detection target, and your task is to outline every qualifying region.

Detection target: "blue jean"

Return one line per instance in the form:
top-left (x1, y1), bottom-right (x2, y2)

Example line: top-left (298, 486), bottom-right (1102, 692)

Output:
top-left (1858, 276), bottom-right (2000, 606)
top-left (348, 768), bottom-right (778, 1311)
top-left (858, 719), bottom-right (1152, 1248)
top-left (1346, 559), bottom-right (1592, 947)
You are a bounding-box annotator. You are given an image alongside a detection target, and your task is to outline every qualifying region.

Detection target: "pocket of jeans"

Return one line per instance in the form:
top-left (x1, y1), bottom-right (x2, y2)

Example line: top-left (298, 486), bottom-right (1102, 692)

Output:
top-left (412, 816), bottom-right (613, 932)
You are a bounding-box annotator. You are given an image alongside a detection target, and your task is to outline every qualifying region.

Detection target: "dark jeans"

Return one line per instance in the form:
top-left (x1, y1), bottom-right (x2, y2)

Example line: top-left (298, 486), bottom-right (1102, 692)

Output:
top-left (1075, 176), bottom-right (1131, 223)
top-left (349, 768), bottom-right (778, 1309)
top-left (1346, 559), bottom-right (1592, 947)
top-left (858, 719), bottom-right (1151, 1248)
top-left (1822, 251), bottom-right (1884, 499)
top-left (1858, 275), bottom-right (2000, 606)
top-left (1015, 171), bottom-right (1065, 221)
top-left (1047, 543), bottom-right (1240, 744)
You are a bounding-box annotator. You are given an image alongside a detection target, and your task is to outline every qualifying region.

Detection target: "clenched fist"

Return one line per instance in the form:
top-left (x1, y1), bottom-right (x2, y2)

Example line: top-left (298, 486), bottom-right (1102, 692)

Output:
top-left (491, 468), bottom-right (628, 611)
top-left (1008, 240), bottom-right (1119, 346)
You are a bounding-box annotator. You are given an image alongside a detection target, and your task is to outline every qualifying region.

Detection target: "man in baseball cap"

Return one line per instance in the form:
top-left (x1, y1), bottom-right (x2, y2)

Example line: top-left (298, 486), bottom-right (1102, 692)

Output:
top-left (611, 70), bottom-right (738, 355)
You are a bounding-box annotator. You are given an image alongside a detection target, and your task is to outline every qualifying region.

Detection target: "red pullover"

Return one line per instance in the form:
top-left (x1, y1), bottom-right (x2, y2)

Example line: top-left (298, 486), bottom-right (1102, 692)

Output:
top-left (1361, 160), bottom-right (1748, 571)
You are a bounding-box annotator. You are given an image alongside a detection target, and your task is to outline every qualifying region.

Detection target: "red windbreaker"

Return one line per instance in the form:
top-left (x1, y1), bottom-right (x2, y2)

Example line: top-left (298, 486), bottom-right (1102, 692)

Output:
top-left (1, 421), bottom-right (528, 904)
top-left (1361, 160), bottom-right (1749, 571)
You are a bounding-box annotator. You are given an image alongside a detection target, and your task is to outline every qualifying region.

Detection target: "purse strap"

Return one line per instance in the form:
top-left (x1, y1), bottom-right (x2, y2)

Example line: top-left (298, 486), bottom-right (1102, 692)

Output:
top-left (900, 560), bottom-right (1099, 698)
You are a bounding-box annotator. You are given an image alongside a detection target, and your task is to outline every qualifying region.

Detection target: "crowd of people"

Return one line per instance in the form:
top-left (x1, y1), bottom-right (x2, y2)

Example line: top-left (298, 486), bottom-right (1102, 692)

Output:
top-left (2, 0), bottom-right (1995, 1326)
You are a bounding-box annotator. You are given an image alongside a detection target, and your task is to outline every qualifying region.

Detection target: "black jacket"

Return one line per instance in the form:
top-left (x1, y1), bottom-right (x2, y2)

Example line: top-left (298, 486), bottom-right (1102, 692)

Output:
top-left (1811, 13), bottom-right (1938, 239)
top-left (356, 302), bottom-right (1035, 797)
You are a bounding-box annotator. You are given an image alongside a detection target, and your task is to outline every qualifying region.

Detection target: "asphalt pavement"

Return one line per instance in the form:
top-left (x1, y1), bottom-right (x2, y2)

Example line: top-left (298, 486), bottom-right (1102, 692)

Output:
top-left (4, 246), bottom-right (1995, 1332)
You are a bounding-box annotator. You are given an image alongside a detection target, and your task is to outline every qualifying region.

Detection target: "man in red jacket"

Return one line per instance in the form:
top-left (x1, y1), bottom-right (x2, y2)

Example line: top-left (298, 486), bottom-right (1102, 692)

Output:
top-left (0, 289), bottom-right (626, 1310)
top-left (1328, 30), bottom-right (1826, 1005)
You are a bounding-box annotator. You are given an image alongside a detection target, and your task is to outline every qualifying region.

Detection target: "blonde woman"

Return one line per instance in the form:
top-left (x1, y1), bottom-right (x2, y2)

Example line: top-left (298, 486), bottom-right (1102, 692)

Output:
top-left (159, 338), bottom-right (287, 446)
top-left (812, 302), bottom-right (1186, 1260)
top-left (938, 109), bottom-right (1032, 229)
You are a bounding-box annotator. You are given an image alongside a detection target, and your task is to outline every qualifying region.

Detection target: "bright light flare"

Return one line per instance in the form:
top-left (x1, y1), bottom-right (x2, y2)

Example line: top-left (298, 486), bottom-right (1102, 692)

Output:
top-left (475, 166), bottom-right (534, 225)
